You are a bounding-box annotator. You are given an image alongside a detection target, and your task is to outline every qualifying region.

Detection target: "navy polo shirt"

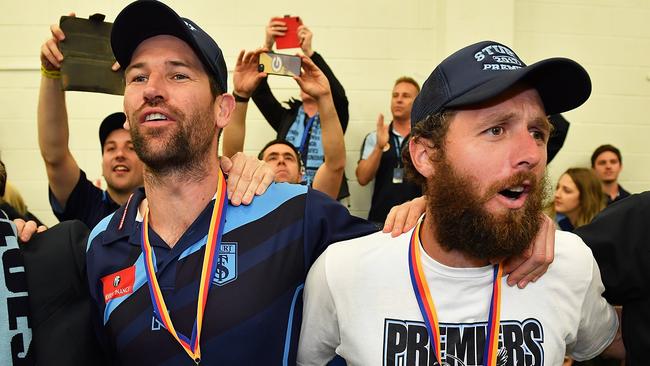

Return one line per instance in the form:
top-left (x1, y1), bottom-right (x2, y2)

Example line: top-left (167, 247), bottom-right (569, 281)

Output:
top-left (49, 169), bottom-right (121, 229)
top-left (86, 183), bottom-right (377, 365)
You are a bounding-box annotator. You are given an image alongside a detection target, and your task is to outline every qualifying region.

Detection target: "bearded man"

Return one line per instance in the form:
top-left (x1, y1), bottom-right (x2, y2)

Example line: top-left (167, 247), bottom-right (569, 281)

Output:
top-left (297, 41), bottom-right (623, 365)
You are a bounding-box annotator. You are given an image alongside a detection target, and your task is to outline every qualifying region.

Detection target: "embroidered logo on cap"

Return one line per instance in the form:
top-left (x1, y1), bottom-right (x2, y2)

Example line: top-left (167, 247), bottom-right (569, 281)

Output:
top-left (184, 20), bottom-right (197, 32)
top-left (474, 44), bottom-right (523, 70)
top-left (102, 265), bottom-right (136, 303)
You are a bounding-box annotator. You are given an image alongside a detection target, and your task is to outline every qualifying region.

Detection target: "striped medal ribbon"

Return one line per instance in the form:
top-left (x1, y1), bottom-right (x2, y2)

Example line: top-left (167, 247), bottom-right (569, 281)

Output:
top-left (141, 170), bottom-right (228, 365)
top-left (408, 220), bottom-right (503, 365)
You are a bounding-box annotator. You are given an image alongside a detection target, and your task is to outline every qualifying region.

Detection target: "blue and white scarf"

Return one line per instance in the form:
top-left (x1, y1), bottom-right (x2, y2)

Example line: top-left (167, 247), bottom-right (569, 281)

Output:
top-left (285, 105), bottom-right (324, 186)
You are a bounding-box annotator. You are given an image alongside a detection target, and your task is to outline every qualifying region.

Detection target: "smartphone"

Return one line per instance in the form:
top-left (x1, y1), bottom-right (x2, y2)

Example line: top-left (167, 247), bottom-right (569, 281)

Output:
top-left (258, 52), bottom-right (301, 77)
top-left (59, 14), bottom-right (125, 95)
top-left (273, 15), bottom-right (302, 49)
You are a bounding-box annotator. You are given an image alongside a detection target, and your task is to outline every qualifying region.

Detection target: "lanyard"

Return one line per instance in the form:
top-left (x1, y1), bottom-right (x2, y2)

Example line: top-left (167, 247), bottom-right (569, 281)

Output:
top-left (391, 133), bottom-right (403, 167)
top-left (140, 170), bottom-right (228, 364)
top-left (297, 115), bottom-right (317, 155)
top-left (408, 220), bottom-right (503, 365)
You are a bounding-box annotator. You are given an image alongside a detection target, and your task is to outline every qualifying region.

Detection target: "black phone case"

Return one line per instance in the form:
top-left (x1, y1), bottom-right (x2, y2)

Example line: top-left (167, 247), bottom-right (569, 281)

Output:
top-left (59, 14), bottom-right (125, 95)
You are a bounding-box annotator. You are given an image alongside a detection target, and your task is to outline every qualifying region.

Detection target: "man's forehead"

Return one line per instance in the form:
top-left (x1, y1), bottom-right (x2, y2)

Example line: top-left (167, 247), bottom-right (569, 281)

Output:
top-left (596, 151), bottom-right (619, 161)
top-left (127, 35), bottom-right (201, 70)
top-left (105, 129), bottom-right (132, 144)
top-left (264, 144), bottom-right (297, 158)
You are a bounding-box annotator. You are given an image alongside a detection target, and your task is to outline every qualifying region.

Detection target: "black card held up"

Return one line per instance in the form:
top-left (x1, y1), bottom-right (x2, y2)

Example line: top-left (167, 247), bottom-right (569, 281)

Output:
top-left (59, 14), bottom-right (125, 95)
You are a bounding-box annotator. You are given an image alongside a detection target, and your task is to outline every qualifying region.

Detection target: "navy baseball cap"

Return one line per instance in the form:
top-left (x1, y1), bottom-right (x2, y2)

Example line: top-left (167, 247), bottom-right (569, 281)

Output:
top-left (111, 0), bottom-right (228, 93)
top-left (411, 40), bottom-right (591, 126)
top-left (99, 112), bottom-right (127, 151)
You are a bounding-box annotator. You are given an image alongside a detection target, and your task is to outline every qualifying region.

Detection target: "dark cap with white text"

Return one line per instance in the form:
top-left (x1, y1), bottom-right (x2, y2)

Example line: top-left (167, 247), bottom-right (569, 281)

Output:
top-left (411, 40), bottom-right (591, 125)
top-left (111, 0), bottom-right (228, 93)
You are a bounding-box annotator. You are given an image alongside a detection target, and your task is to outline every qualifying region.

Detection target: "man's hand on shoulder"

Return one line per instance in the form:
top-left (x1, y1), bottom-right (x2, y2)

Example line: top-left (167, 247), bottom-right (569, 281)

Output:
top-left (500, 214), bottom-right (555, 288)
top-left (13, 218), bottom-right (47, 243)
top-left (220, 153), bottom-right (275, 206)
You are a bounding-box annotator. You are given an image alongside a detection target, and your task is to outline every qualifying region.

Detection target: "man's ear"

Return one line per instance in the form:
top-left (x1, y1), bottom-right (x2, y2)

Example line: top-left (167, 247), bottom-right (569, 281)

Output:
top-left (408, 137), bottom-right (437, 179)
top-left (214, 93), bottom-right (235, 129)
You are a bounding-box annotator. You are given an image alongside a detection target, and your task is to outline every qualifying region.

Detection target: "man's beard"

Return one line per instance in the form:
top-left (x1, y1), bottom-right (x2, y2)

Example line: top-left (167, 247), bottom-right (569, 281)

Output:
top-left (130, 102), bottom-right (215, 179)
top-left (426, 158), bottom-right (547, 261)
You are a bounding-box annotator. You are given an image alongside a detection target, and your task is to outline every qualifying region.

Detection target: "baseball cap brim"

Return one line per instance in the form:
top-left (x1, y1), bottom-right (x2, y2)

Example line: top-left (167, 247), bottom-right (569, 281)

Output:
top-left (445, 58), bottom-right (591, 115)
top-left (99, 112), bottom-right (126, 150)
top-left (111, 1), bottom-right (225, 91)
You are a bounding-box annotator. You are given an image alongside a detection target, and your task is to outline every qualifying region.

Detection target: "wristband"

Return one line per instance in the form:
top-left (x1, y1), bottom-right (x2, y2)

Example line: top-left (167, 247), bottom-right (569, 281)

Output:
top-left (232, 92), bottom-right (250, 103)
top-left (41, 65), bottom-right (62, 79)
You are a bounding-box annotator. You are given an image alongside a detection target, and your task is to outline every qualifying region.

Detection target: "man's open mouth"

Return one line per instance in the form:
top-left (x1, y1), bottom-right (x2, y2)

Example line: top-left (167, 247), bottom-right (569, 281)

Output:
top-left (144, 113), bottom-right (170, 122)
top-left (499, 185), bottom-right (527, 200)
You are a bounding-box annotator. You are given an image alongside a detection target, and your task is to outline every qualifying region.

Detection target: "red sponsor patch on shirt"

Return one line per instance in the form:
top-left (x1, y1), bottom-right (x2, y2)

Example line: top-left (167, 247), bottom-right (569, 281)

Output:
top-left (101, 265), bottom-right (136, 303)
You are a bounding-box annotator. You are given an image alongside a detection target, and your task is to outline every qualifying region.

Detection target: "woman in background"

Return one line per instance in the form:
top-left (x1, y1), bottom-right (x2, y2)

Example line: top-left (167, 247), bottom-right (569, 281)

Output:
top-left (553, 167), bottom-right (606, 232)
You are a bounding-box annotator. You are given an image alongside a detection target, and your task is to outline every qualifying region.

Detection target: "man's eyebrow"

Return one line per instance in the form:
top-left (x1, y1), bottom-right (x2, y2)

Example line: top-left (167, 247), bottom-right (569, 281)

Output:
top-left (125, 62), bottom-right (146, 75)
top-left (477, 111), bottom-right (516, 128)
top-left (532, 116), bottom-right (552, 131)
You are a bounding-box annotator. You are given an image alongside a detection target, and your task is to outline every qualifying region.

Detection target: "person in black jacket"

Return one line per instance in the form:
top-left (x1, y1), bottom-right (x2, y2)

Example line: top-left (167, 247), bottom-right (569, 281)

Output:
top-left (250, 18), bottom-right (350, 199)
top-left (575, 192), bottom-right (649, 366)
top-left (224, 49), bottom-right (346, 200)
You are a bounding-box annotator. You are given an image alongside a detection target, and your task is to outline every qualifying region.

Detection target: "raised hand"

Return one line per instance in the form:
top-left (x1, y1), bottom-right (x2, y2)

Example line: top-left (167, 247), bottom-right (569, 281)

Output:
top-left (233, 48), bottom-right (267, 98)
top-left (41, 12), bottom-right (75, 70)
top-left (293, 55), bottom-right (331, 100)
top-left (264, 18), bottom-right (287, 50)
top-left (297, 25), bottom-right (314, 57)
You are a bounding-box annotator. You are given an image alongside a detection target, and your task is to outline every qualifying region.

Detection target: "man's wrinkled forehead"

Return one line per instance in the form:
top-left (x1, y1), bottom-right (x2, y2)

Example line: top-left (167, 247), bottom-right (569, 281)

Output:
top-left (126, 35), bottom-right (203, 73)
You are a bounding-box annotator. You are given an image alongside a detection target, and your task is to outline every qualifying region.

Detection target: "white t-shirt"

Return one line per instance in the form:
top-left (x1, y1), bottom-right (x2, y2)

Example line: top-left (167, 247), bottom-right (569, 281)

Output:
top-left (297, 228), bottom-right (617, 366)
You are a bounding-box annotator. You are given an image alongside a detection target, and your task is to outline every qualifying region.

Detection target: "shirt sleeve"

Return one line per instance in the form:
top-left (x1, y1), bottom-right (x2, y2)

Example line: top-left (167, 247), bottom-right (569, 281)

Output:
top-left (359, 132), bottom-right (377, 161)
top-left (567, 256), bottom-right (619, 361)
top-left (302, 188), bottom-right (378, 268)
top-left (48, 169), bottom-right (115, 229)
top-left (297, 248), bottom-right (340, 365)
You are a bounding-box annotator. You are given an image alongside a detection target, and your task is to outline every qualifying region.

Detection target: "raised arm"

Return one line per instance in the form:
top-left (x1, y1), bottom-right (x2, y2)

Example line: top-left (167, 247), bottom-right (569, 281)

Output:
top-left (294, 56), bottom-right (345, 199)
top-left (222, 49), bottom-right (267, 158)
top-left (356, 114), bottom-right (389, 185)
top-left (38, 17), bottom-right (81, 208)
top-left (251, 18), bottom-right (294, 132)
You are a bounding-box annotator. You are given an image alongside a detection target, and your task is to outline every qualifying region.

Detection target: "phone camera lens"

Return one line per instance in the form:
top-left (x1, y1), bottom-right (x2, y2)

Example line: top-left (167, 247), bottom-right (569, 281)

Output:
top-left (258, 64), bottom-right (265, 72)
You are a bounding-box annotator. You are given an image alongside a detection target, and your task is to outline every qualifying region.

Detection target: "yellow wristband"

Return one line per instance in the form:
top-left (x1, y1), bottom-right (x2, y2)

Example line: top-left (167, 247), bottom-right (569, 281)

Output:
top-left (41, 65), bottom-right (62, 79)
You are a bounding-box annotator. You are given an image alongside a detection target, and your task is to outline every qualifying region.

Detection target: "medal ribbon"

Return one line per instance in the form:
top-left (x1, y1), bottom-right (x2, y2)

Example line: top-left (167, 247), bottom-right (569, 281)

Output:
top-left (141, 170), bottom-right (228, 364)
top-left (408, 220), bottom-right (503, 365)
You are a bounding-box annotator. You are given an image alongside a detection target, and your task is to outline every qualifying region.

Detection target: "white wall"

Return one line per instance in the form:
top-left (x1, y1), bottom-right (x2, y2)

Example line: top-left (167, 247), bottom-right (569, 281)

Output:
top-left (1, 0), bottom-right (648, 226)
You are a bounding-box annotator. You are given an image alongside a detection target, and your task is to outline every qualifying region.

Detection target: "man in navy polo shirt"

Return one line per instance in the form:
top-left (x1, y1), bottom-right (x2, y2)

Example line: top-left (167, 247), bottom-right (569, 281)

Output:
top-left (85, 2), bottom-right (377, 365)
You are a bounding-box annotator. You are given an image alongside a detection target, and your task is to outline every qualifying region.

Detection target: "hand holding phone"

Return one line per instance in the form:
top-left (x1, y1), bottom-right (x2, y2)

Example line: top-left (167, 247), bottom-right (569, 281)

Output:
top-left (258, 52), bottom-right (301, 77)
top-left (272, 15), bottom-right (302, 49)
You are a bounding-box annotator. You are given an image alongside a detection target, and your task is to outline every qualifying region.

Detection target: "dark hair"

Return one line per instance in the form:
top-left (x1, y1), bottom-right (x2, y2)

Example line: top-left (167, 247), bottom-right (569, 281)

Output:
top-left (402, 111), bottom-right (456, 186)
top-left (208, 73), bottom-right (223, 98)
top-left (394, 76), bottom-right (420, 93)
top-left (590, 144), bottom-right (622, 167)
top-left (258, 139), bottom-right (303, 171)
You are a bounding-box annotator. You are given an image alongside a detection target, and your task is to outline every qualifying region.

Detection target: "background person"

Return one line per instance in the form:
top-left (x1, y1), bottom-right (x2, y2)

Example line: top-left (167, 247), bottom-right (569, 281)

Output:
top-left (591, 144), bottom-right (630, 204)
top-left (224, 49), bottom-right (345, 199)
top-left (250, 17), bottom-right (350, 199)
top-left (553, 167), bottom-right (606, 232)
top-left (356, 77), bottom-right (423, 224)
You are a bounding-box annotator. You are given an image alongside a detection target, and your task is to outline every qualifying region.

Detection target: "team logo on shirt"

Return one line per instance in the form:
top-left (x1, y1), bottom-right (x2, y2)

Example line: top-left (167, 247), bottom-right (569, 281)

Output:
top-left (383, 318), bottom-right (544, 366)
top-left (101, 265), bottom-right (136, 303)
top-left (213, 242), bottom-right (237, 286)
